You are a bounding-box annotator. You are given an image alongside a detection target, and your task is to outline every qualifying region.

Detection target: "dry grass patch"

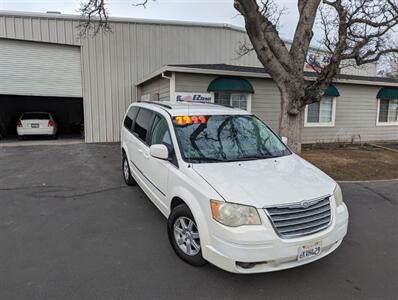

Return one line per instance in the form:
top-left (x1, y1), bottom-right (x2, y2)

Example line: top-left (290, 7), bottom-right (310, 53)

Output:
top-left (301, 144), bottom-right (398, 181)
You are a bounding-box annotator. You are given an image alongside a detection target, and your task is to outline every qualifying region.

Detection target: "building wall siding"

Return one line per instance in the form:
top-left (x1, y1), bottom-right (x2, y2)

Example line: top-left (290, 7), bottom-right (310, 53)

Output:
top-left (140, 76), bottom-right (170, 101)
top-left (0, 15), bottom-right (81, 45)
top-left (302, 84), bottom-right (398, 143)
top-left (174, 72), bottom-right (398, 144)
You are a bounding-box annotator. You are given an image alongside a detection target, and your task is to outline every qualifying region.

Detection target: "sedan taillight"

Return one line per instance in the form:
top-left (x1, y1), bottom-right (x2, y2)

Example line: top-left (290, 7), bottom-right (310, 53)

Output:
top-left (48, 120), bottom-right (55, 127)
top-left (16, 120), bottom-right (22, 127)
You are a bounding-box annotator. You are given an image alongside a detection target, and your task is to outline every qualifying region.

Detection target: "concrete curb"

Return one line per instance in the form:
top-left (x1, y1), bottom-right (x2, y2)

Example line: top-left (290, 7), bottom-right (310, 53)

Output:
top-left (338, 178), bottom-right (398, 184)
top-left (0, 140), bottom-right (84, 147)
top-left (367, 143), bottom-right (398, 154)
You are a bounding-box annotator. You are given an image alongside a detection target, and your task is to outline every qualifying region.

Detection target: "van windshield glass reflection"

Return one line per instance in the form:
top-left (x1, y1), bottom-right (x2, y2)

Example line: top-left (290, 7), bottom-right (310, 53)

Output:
top-left (173, 115), bottom-right (291, 163)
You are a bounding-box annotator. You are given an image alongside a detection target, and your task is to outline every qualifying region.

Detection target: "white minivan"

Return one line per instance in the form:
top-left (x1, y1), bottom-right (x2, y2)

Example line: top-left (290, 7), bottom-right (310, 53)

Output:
top-left (121, 101), bottom-right (348, 273)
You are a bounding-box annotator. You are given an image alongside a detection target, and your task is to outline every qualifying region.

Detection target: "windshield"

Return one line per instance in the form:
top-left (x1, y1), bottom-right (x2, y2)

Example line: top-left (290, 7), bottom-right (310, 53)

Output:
top-left (173, 115), bottom-right (291, 163)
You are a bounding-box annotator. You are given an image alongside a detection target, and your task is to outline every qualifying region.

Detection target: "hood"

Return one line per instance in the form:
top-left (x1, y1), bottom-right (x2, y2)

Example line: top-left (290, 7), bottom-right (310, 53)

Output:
top-left (192, 154), bottom-right (335, 208)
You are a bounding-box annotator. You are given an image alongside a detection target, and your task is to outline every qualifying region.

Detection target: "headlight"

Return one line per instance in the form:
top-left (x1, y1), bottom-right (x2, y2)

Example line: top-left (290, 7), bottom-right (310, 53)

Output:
top-left (334, 183), bottom-right (344, 207)
top-left (210, 200), bottom-right (261, 227)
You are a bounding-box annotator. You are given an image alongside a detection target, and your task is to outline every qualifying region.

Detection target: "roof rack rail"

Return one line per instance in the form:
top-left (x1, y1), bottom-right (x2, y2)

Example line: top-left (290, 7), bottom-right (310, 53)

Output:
top-left (199, 102), bottom-right (236, 109)
top-left (140, 101), bottom-right (173, 109)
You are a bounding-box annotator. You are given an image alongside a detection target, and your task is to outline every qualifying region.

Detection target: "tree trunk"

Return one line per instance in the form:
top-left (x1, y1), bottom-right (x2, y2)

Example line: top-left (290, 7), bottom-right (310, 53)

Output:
top-left (278, 91), bottom-right (304, 154)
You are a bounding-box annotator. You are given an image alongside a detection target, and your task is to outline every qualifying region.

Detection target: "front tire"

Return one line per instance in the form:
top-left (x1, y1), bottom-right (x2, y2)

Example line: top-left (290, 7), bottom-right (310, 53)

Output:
top-left (168, 204), bottom-right (207, 266)
top-left (122, 153), bottom-right (137, 186)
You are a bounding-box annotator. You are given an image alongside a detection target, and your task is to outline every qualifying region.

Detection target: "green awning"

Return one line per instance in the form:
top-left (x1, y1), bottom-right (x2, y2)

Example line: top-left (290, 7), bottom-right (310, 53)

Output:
top-left (377, 87), bottom-right (398, 99)
top-left (305, 85), bottom-right (340, 97)
top-left (207, 77), bottom-right (254, 93)
top-left (324, 85), bottom-right (340, 97)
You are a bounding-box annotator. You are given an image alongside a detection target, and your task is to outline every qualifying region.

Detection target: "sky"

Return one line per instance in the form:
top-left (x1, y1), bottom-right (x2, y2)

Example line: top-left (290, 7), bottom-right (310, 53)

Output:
top-left (0, 0), bottom-right (300, 40)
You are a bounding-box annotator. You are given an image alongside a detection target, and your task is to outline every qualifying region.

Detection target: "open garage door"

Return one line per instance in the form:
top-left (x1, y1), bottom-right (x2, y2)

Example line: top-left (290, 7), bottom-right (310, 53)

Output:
top-left (0, 39), bottom-right (84, 142)
top-left (0, 95), bottom-right (84, 139)
top-left (0, 39), bottom-right (82, 98)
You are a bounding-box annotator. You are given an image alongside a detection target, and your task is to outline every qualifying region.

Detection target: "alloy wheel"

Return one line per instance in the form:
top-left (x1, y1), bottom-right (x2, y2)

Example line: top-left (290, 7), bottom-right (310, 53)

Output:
top-left (173, 216), bottom-right (201, 256)
top-left (123, 158), bottom-right (130, 180)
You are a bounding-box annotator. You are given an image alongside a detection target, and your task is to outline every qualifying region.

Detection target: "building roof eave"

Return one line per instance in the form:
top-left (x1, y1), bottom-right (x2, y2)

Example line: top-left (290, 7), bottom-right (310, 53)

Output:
top-left (135, 64), bottom-right (398, 87)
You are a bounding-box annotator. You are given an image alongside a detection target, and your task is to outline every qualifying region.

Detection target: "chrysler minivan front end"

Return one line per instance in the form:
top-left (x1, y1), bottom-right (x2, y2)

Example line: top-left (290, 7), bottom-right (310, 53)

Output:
top-left (200, 185), bottom-right (348, 273)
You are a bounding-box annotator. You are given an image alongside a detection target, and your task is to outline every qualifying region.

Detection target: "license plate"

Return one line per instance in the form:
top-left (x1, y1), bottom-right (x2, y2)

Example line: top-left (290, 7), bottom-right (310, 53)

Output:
top-left (298, 242), bottom-right (322, 261)
top-left (31, 124), bottom-right (39, 128)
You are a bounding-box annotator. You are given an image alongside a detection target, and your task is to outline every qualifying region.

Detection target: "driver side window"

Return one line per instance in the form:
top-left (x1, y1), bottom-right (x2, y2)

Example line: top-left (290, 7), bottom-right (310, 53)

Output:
top-left (149, 115), bottom-right (172, 147)
top-left (149, 114), bottom-right (177, 167)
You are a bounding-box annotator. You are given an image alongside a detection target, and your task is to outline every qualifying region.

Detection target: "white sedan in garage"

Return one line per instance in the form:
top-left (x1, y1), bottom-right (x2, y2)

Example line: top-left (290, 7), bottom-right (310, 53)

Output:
top-left (16, 112), bottom-right (58, 139)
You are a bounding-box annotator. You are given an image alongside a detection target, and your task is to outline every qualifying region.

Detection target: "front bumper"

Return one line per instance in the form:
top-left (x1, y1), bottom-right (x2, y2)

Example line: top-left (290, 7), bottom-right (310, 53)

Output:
top-left (202, 203), bottom-right (349, 273)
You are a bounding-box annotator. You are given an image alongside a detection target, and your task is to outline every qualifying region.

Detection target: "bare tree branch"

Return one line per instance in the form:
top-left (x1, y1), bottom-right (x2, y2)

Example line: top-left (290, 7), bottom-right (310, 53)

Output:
top-left (290, 0), bottom-right (322, 77)
top-left (78, 0), bottom-right (111, 36)
top-left (234, 0), bottom-right (292, 77)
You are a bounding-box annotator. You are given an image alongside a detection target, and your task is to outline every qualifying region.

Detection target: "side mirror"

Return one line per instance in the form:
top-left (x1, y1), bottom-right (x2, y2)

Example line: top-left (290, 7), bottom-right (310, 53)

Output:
top-left (281, 137), bottom-right (288, 145)
top-left (150, 144), bottom-right (169, 160)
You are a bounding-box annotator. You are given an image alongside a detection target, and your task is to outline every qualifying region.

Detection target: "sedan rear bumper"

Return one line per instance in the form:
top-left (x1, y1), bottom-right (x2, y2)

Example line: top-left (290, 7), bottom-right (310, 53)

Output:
top-left (17, 127), bottom-right (56, 136)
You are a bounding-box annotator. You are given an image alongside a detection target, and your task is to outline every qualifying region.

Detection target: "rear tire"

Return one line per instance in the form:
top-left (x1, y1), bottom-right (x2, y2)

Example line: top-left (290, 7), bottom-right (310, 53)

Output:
top-left (122, 152), bottom-right (137, 186)
top-left (18, 135), bottom-right (24, 140)
top-left (168, 204), bottom-right (207, 267)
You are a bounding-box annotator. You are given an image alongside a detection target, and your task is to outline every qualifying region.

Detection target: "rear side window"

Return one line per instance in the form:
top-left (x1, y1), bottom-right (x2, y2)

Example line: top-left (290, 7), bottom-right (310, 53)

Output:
top-left (133, 108), bottom-right (154, 142)
top-left (22, 113), bottom-right (50, 120)
top-left (124, 106), bottom-right (139, 131)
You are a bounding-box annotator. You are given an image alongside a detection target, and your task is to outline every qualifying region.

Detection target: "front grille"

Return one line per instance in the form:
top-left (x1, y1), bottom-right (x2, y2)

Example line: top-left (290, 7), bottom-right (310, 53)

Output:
top-left (264, 196), bottom-right (332, 239)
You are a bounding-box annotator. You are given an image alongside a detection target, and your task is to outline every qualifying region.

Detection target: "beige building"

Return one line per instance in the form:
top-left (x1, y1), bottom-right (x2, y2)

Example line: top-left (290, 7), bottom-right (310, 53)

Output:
top-left (0, 11), bottom-right (397, 144)
top-left (137, 64), bottom-right (398, 144)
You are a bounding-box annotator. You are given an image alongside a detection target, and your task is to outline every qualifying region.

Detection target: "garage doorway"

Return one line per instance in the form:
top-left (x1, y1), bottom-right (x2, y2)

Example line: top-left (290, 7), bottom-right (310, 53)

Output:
top-left (0, 95), bottom-right (84, 141)
top-left (0, 39), bottom-right (84, 144)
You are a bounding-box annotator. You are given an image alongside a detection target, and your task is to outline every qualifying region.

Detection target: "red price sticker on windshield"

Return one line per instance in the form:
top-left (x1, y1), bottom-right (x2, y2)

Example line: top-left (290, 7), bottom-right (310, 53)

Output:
top-left (175, 115), bottom-right (207, 125)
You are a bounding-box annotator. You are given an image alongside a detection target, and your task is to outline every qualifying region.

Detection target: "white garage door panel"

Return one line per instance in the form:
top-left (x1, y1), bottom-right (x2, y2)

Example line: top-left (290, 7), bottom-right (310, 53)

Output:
top-left (0, 39), bottom-right (82, 97)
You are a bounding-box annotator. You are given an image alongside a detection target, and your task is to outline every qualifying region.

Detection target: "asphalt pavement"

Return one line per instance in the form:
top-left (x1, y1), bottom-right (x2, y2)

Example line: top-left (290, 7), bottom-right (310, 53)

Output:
top-left (0, 143), bottom-right (397, 300)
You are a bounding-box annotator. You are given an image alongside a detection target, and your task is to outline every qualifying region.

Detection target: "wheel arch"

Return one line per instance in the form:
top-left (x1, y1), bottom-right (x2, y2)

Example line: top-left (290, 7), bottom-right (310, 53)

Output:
top-left (168, 189), bottom-right (211, 247)
top-left (170, 197), bottom-right (186, 211)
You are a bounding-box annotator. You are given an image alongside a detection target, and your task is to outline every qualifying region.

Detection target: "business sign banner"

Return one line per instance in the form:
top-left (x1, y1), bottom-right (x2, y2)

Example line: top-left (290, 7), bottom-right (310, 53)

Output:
top-left (305, 52), bottom-right (331, 72)
top-left (175, 92), bottom-right (213, 103)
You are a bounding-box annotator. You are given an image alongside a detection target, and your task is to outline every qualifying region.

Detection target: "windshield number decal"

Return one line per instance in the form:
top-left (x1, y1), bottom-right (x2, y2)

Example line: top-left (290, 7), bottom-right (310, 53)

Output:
top-left (175, 116), bottom-right (207, 126)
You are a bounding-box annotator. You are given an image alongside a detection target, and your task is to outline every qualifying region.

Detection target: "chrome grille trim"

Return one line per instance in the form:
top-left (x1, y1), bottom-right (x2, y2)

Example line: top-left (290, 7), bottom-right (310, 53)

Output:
top-left (264, 196), bottom-right (332, 239)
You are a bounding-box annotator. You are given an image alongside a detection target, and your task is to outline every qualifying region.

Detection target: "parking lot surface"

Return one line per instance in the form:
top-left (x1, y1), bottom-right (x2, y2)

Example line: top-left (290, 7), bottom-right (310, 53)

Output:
top-left (0, 144), bottom-right (397, 300)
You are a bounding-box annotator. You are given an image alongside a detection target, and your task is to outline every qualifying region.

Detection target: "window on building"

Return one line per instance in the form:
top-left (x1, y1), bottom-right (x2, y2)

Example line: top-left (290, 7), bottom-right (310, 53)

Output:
top-left (208, 77), bottom-right (254, 111)
top-left (305, 97), bottom-right (336, 126)
top-left (378, 99), bottom-right (398, 124)
top-left (214, 92), bottom-right (249, 110)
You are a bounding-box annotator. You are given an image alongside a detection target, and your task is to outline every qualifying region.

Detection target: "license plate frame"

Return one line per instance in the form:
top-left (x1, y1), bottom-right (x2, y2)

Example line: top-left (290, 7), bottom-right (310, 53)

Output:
top-left (297, 242), bottom-right (322, 261)
top-left (31, 124), bottom-right (39, 128)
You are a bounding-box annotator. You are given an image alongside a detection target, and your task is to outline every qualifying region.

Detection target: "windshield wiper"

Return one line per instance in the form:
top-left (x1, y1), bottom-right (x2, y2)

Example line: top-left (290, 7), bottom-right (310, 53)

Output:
top-left (187, 157), bottom-right (226, 163)
top-left (228, 154), bottom-right (282, 162)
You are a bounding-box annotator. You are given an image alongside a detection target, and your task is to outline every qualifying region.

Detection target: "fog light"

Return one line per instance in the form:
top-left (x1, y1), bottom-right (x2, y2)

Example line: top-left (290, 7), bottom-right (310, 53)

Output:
top-left (236, 262), bottom-right (256, 269)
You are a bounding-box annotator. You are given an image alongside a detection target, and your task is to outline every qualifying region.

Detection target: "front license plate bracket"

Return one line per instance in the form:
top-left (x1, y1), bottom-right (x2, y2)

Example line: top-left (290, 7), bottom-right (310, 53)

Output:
top-left (297, 242), bottom-right (322, 261)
